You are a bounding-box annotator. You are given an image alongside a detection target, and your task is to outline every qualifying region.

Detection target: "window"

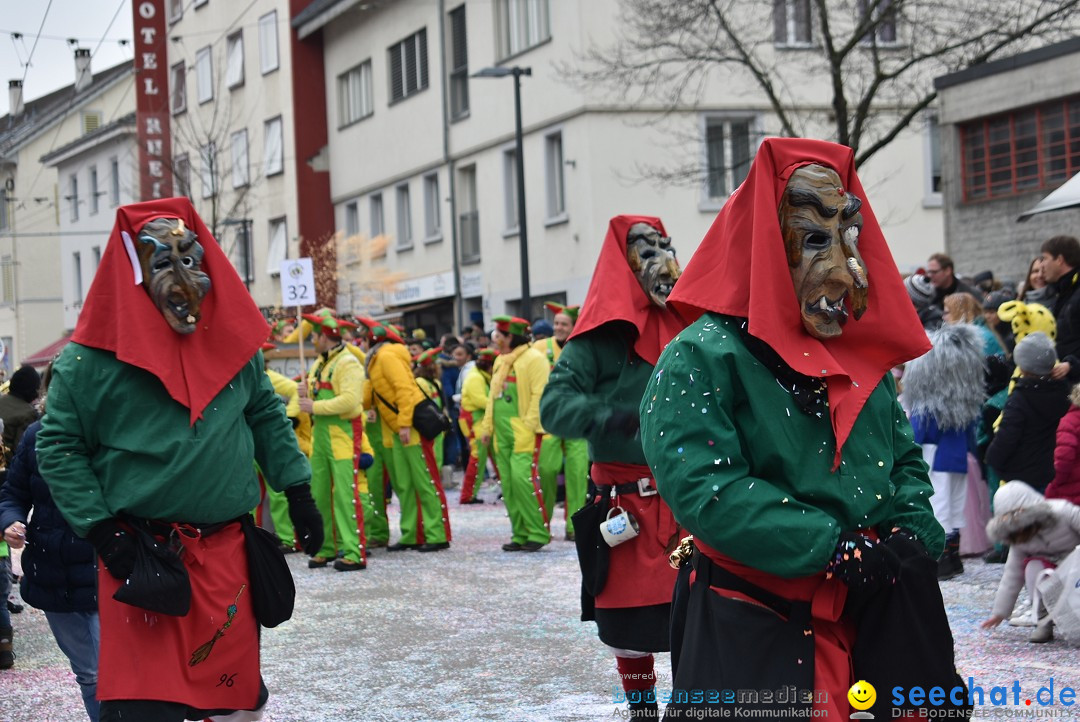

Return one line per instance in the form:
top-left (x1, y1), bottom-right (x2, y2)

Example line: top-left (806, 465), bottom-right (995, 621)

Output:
top-left (345, 201), bottom-right (360, 237)
top-left (545, 132), bottom-right (566, 220)
top-left (496, 0), bottom-right (550, 59)
top-left (338, 61), bottom-right (374, 126)
top-left (92, 245), bottom-right (101, 271)
top-left (458, 165), bottom-right (479, 263)
top-left (171, 62), bottom-right (186, 114)
top-left (423, 173), bottom-right (441, 240)
top-left (226, 32), bottom-right (244, 89)
top-left (0, 189), bottom-right (8, 231)
top-left (266, 217), bottom-right (287, 276)
top-left (773, 0), bottom-right (812, 46)
top-left (1, 256), bottom-right (12, 304)
top-left (73, 252), bottom-right (83, 304)
top-left (502, 148), bottom-right (518, 233)
top-left (168, 0), bottom-right (183, 23)
top-left (448, 6), bottom-right (469, 119)
top-left (110, 156), bottom-right (120, 206)
top-left (175, 153), bottom-right (192, 199)
top-left (195, 47), bottom-right (213, 104)
top-left (389, 29), bottom-right (428, 103)
top-left (69, 174), bottom-right (79, 221)
top-left (858, 0), bottom-right (897, 45)
top-left (259, 11), bottom-right (279, 74)
top-left (89, 166), bottom-right (99, 215)
top-left (200, 143), bottom-right (216, 199)
top-left (924, 113), bottom-right (942, 206)
top-left (264, 116), bottom-right (283, 176)
top-left (704, 116), bottom-right (756, 202)
top-left (231, 223), bottom-right (254, 285)
top-left (396, 183), bottom-right (413, 250)
top-left (961, 97), bottom-right (1080, 202)
top-left (370, 193), bottom-right (385, 237)
top-left (231, 129), bottom-right (249, 188)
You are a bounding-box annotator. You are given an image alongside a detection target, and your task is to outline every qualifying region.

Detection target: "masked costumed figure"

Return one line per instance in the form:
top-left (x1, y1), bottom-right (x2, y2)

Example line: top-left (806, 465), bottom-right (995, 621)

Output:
top-left (539, 217), bottom-right (684, 720)
top-left (459, 349), bottom-right (499, 504)
top-left (533, 303), bottom-right (590, 541)
top-left (360, 319), bottom-right (452, 552)
top-left (640, 139), bottom-right (961, 720)
top-left (37, 198), bottom-right (322, 721)
top-left (478, 317), bottom-right (552, 552)
top-left (298, 310), bottom-right (375, 572)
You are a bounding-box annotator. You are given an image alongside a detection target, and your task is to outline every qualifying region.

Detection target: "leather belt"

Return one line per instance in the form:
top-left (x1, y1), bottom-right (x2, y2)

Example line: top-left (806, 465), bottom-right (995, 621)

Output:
top-left (595, 477), bottom-right (658, 497)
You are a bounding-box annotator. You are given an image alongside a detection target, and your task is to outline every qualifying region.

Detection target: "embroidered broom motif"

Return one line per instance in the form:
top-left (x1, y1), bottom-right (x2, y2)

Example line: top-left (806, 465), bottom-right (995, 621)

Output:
top-left (189, 585), bottom-right (246, 667)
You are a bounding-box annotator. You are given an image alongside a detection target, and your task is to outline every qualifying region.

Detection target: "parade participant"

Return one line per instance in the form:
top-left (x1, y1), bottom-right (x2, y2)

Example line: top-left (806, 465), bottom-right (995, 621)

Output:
top-left (349, 328), bottom-right (391, 549)
top-left (415, 348), bottom-right (454, 508)
top-left (478, 316), bottom-right (551, 552)
top-left (37, 197), bottom-right (322, 721)
top-left (0, 366), bottom-right (40, 464)
top-left (641, 139), bottom-right (949, 720)
top-left (459, 349), bottom-right (498, 504)
top-left (259, 342), bottom-right (305, 552)
top-left (359, 318), bottom-right (451, 552)
top-left (297, 310), bottom-right (373, 572)
top-left (534, 302), bottom-right (589, 541)
top-left (540, 216), bottom-right (683, 719)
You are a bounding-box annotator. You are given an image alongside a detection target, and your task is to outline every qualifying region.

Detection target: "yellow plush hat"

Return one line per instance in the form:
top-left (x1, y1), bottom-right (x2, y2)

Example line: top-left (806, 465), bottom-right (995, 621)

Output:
top-left (998, 300), bottom-right (1056, 342)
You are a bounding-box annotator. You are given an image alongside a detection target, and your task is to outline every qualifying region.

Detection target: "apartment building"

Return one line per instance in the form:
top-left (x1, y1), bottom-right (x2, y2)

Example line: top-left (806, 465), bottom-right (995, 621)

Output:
top-left (295, 0), bottom-right (944, 335)
top-left (166, 0), bottom-right (308, 311)
top-left (0, 57), bottom-right (134, 370)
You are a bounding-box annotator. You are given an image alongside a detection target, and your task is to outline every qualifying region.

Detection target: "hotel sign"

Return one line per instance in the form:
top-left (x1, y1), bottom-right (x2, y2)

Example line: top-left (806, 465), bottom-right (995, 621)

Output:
top-left (132, 0), bottom-right (173, 200)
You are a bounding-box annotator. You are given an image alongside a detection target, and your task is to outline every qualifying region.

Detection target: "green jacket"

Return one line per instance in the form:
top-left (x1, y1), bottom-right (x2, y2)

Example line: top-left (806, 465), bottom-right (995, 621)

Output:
top-left (640, 313), bottom-right (943, 578)
top-left (540, 325), bottom-right (653, 465)
top-left (38, 343), bottom-right (311, 537)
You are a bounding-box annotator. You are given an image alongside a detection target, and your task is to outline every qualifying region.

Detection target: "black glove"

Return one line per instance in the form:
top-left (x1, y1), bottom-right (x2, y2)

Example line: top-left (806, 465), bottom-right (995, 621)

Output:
top-left (826, 531), bottom-right (895, 593)
top-left (604, 409), bottom-right (640, 438)
top-left (285, 484), bottom-right (324, 556)
top-left (86, 519), bottom-right (137, 580)
top-left (883, 525), bottom-right (929, 558)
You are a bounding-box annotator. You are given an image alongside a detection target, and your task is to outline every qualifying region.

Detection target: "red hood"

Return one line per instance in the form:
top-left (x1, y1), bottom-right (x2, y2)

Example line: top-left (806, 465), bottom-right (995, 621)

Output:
top-left (73, 197), bottom-right (269, 424)
top-left (570, 215), bottom-right (687, 365)
top-left (667, 138), bottom-right (930, 468)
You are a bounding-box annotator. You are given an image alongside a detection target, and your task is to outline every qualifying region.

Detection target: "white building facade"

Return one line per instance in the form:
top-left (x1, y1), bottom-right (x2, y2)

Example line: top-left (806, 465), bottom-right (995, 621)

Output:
top-left (298, 0), bottom-right (945, 336)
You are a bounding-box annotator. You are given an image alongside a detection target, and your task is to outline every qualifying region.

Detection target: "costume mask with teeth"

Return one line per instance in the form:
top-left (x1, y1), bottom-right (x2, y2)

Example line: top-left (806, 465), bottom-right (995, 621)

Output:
top-left (135, 217), bottom-right (212, 334)
top-left (778, 164), bottom-right (869, 340)
top-left (626, 222), bottom-right (681, 308)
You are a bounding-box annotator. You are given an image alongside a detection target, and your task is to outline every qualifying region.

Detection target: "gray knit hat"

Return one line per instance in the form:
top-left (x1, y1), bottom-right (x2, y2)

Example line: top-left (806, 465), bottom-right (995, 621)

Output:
top-left (1013, 331), bottom-right (1057, 376)
top-left (904, 274), bottom-right (935, 309)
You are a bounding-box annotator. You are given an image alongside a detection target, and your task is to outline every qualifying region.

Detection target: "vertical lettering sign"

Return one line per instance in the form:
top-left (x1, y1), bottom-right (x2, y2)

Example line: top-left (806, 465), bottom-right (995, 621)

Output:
top-left (133, 0), bottom-right (173, 200)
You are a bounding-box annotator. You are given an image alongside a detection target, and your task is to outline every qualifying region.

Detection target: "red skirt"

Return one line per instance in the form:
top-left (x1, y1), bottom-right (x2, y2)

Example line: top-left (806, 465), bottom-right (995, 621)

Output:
top-left (591, 461), bottom-right (679, 609)
top-left (96, 522), bottom-right (261, 710)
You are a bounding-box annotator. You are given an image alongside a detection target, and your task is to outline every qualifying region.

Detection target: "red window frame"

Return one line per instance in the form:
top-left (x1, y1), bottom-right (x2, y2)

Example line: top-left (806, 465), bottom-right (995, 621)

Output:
top-left (960, 95), bottom-right (1080, 202)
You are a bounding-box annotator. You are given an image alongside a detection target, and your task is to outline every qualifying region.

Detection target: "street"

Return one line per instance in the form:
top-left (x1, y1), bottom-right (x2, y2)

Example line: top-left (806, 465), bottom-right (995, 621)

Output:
top-left (0, 484), bottom-right (1077, 721)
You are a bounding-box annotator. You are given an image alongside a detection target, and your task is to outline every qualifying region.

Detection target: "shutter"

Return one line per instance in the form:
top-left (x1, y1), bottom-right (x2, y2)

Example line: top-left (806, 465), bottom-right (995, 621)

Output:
top-left (419, 28), bottom-right (428, 90)
top-left (82, 111), bottom-right (102, 134)
top-left (451, 7), bottom-right (467, 72)
top-left (773, 0), bottom-right (787, 43)
top-left (404, 35), bottom-right (417, 95)
top-left (390, 43), bottom-right (404, 101)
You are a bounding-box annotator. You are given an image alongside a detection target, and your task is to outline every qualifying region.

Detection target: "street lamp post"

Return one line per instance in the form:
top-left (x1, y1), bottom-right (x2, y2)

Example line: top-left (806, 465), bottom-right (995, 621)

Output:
top-left (473, 65), bottom-right (532, 318)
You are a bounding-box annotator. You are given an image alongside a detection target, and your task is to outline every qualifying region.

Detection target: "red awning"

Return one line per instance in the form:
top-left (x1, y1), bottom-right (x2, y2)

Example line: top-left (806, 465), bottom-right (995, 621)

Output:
top-left (22, 331), bottom-right (73, 368)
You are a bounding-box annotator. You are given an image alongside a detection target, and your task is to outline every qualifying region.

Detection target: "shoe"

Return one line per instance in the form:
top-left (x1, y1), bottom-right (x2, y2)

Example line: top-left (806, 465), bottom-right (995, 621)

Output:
top-left (460, 498), bottom-right (484, 505)
top-left (308, 556), bottom-right (331, 569)
top-left (368, 540), bottom-right (389, 549)
top-left (5, 600), bottom-right (22, 614)
top-left (565, 531), bottom-right (576, 542)
top-left (278, 543), bottom-right (300, 555)
top-left (521, 541), bottom-right (546, 552)
top-left (418, 542), bottom-right (450, 552)
top-left (387, 542), bottom-right (420, 552)
top-left (984, 546), bottom-right (1009, 564)
top-left (0, 626), bottom-right (13, 670)
top-left (502, 542), bottom-right (523, 552)
top-left (936, 552), bottom-right (963, 581)
top-left (1009, 602), bottom-right (1040, 627)
top-left (333, 558), bottom-right (366, 572)
top-left (1030, 621), bottom-right (1054, 643)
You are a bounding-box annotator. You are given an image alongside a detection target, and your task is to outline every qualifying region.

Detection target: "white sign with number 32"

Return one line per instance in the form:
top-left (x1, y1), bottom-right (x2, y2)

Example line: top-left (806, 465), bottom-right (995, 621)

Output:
top-left (280, 258), bottom-right (316, 307)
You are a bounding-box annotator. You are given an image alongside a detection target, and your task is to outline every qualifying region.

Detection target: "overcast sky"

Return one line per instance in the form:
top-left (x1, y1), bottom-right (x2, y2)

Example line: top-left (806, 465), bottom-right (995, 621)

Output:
top-left (0, 0), bottom-right (134, 116)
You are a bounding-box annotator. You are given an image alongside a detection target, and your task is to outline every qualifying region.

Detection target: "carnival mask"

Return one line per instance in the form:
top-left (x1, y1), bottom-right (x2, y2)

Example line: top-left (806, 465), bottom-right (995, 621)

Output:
top-left (136, 217), bottom-right (211, 334)
top-left (778, 165), bottom-right (868, 340)
top-left (626, 222), bottom-right (681, 308)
